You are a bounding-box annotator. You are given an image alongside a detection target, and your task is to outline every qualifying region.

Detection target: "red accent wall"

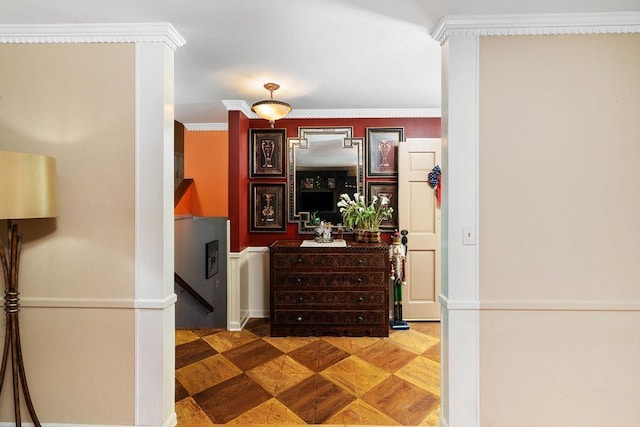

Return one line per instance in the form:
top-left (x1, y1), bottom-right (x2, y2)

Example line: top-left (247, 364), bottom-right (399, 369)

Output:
top-left (228, 111), bottom-right (251, 252)
top-left (228, 116), bottom-right (441, 250)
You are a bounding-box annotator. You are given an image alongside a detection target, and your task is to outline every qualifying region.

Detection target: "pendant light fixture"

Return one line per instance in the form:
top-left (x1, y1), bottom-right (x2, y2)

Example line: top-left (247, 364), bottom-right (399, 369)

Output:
top-left (251, 83), bottom-right (292, 127)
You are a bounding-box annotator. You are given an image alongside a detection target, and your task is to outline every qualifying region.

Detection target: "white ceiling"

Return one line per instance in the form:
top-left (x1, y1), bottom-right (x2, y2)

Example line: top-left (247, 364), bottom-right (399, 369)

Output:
top-left (2, 0), bottom-right (638, 125)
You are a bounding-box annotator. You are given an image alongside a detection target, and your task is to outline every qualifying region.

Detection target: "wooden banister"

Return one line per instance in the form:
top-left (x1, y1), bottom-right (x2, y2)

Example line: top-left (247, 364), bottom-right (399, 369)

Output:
top-left (174, 178), bottom-right (194, 207)
top-left (174, 272), bottom-right (214, 313)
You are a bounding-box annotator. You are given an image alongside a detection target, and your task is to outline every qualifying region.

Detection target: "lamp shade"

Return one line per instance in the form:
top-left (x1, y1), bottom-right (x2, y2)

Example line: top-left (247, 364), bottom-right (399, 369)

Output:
top-left (0, 151), bottom-right (58, 219)
top-left (251, 100), bottom-right (292, 123)
top-left (251, 83), bottom-right (292, 126)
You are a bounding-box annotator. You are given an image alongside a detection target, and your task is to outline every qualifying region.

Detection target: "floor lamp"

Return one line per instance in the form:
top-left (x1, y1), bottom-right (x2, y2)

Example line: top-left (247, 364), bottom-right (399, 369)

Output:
top-left (0, 151), bottom-right (58, 427)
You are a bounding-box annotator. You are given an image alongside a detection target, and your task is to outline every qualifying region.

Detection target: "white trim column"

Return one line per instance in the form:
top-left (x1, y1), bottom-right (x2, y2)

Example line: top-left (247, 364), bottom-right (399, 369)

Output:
top-left (227, 246), bottom-right (251, 331)
top-left (134, 29), bottom-right (185, 427)
top-left (438, 34), bottom-right (480, 427)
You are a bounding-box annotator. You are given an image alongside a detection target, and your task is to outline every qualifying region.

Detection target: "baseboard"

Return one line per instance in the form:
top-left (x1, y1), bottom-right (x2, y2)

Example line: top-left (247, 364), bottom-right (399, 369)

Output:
top-left (240, 309), bottom-right (250, 328)
top-left (440, 415), bottom-right (449, 427)
top-left (0, 422), bottom-right (178, 427)
top-left (0, 423), bottom-right (134, 427)
top-left (164, 411), bottom-right (177, 427)
top-left (228, 320), bottom-right (242, 331)
top-left (227, 245), bottom-right (249, 331)
top-left (249, 309), bottom-right (269, 318)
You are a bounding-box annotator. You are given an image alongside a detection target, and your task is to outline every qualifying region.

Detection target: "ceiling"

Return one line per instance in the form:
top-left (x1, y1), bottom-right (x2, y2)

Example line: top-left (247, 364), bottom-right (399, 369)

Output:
top-left (2, 0), bottom-right (637, 125)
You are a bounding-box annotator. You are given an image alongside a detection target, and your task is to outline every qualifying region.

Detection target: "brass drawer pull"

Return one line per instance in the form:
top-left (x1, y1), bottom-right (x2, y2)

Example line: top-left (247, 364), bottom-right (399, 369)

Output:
top-left (296, 277), bottom-right (302, 284)
top-left (296, 257), bottom-right (303, 264)
top-left (357, 296), bottom-right (364, 303)
top-left (357, 316), bottom-right (363, 322)
top-left (356, 277), bottom-right (362, 284)
top-left (297, 316), bottom-right (303, 322)
top-left (357, 259), bottom-right (363, 265)
top-left (298, 296), bottom-right (304, 303)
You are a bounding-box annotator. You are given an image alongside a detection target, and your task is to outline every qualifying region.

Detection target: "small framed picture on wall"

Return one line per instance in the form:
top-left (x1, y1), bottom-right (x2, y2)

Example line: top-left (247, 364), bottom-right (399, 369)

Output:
top-left (366, 127), bottom-right (404, 177)
top-left (250, 183), bottom-right (287, 232)
top-left (205, 240), bottom-right (219, 279)
top-left (250, 129), bottom-right (286, 178)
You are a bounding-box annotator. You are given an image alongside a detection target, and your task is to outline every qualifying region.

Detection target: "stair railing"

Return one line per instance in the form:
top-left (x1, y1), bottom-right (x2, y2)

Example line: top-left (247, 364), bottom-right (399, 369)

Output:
top-left (174, 273), bottom-right (214, 313)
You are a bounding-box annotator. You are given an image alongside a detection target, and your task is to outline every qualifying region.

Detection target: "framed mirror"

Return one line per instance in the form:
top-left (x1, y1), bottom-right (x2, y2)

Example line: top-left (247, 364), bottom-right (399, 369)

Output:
top-left (288, 127), bottom-right (364, 233)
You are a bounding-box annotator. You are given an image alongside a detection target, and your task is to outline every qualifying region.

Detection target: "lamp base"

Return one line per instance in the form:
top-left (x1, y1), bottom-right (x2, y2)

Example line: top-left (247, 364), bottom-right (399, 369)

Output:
top-left (0, 222), bottom-right (41, 426)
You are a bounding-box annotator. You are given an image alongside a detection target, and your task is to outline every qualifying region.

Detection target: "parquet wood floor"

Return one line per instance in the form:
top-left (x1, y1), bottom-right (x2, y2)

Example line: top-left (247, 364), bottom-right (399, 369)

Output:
top-left (175, 319), bottom-right (441, 426)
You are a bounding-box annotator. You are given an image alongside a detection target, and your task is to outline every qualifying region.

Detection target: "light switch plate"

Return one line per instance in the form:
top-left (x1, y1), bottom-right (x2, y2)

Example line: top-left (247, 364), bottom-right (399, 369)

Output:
top-left (463, 225), bottom-right (476, 245)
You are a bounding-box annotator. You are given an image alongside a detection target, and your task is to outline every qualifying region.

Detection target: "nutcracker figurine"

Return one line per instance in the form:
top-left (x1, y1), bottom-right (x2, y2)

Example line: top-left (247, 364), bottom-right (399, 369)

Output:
top-left (389, 230), bottom-right (409, 330)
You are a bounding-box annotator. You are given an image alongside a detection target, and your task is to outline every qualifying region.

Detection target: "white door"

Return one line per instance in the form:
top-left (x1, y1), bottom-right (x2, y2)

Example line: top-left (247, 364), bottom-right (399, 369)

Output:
top-left (398, 138), bottom-right (441, 320)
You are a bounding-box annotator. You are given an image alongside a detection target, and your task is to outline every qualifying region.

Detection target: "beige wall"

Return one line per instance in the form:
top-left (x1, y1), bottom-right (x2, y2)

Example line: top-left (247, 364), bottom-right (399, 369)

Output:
top-left (0, 44), bottom-right (136, 423)
top-left (479, 34), bottom-right (640, 426)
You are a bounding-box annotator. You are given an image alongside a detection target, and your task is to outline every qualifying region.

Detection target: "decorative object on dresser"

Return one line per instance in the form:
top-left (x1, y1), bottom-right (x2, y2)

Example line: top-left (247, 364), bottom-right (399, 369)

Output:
top-left (270, 240), bottom-right (390, 337)
top-left (336, 192), bottom-right (393, 243)
top-left (353, 229), bottom-right (382, 244)
top-left (313, 221), bottom-right (333, 243)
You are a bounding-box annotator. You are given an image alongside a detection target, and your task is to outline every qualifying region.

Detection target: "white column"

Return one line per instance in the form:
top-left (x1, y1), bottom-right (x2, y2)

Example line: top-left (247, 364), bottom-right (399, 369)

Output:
top-left (134, 39), bottom-right (181, 427)
top-left (439, 35), bottom-right (480, 427)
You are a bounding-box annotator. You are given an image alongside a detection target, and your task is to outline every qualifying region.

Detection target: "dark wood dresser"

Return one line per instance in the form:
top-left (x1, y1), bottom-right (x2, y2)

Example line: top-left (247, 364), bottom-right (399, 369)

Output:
top-left (269, 240), bottom-right (390, 337)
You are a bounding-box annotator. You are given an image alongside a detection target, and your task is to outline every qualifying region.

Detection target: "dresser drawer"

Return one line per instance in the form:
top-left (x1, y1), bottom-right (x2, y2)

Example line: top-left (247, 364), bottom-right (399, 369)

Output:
top-left (272, 310), bottom-right (387, 325)
top-left (272, 271), bottom-right (387, 288)
top-left (273, 290), bottom-right (386, 306)
top-left (272, 252), bottom-right (386, 270)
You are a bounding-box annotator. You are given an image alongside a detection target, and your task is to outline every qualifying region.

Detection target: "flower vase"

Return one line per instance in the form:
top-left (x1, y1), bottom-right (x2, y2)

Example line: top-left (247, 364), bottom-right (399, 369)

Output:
top-left (354, 229), bottom-right (381, 243)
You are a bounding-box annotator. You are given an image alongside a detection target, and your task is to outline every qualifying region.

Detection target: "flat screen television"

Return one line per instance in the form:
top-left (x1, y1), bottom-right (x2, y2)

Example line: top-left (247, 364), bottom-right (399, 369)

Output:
top-left (299, 191), bottom-right (335, 213)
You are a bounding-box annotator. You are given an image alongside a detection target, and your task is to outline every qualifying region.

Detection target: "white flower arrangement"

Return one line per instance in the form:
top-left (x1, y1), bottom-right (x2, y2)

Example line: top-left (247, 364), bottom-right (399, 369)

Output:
top-left (337, 192), bottom-right (393, 231)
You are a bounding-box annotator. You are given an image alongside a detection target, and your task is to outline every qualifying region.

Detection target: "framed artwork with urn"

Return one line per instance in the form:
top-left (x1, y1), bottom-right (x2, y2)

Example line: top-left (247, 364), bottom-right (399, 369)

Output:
top-left (250, 128), bottom-right (286, 178)
top-left (366, 127), bottom-right (403, 177)
top-left (250, 183), bottom-right (287, 232)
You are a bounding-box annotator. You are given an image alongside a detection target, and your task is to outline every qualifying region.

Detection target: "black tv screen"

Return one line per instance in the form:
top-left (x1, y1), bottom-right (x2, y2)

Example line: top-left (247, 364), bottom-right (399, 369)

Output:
top-left (300, 191), bottom-right (335, 212)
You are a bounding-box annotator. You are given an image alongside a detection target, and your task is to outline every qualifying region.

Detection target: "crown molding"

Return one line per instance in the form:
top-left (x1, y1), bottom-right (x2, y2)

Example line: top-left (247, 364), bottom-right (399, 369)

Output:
top-left (221, 100), bottom-right (440, 120)
top-left (184, 123), bottom-right (228, 132)
top-left (221, 100), bottom-right (254, 118)
top-left (432, 12), bottom-right (640, 43)
top-left (0, 23), bottom-right (186, 50)
top-left (185, 105), bottom-right (441, 131)
top-left (283, 108), bottom-right (440, 119)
